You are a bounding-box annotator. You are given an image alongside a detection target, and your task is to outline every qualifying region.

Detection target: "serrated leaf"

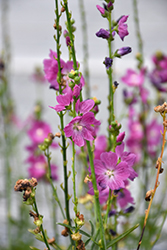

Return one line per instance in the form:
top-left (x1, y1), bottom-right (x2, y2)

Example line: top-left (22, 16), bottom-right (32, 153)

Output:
top-left (106, 223), bottom-right (139, 249)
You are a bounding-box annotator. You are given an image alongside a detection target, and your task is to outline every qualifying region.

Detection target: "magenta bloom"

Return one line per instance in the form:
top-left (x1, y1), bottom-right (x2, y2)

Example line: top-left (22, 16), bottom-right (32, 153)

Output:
top-left (117, 187), bottom-right (135, 209)
top-left (64, 112), bottom-right (100, 147)
top-left (50, 88), bottom-right (73, 112)
top-left (146, 119), bottom-right (162, 157)
top-left (43, 50), bottom-right (85, 90)
top-left (94, 152), bottom-right (130, 190)
top-left (121, 69), bottom-right (145, 87)
top-left (117, 15), bottom-right (129, 41)
top-left (27, 154), bottom-right (58, 181)
top-left (75, 99), bottom-right (95, 115)
top-left (115, 142), bottom-right (138, 181)
top-left (94, 135), bottom-right (107, 160)
top-left (28, 120), bottom-right (51, 144)
top-left (96, 5), bottom-right (105, 15)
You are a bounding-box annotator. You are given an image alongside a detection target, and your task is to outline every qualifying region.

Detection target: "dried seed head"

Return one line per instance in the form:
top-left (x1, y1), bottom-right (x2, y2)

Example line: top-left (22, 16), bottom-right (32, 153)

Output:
top-left (154, 102), bottom-right (167, 114)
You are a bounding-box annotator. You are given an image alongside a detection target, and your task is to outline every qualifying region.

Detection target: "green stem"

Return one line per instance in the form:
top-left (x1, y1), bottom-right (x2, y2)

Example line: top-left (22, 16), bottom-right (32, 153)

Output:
top-left (72, 141), bottom-right (78, 218)
top-left (46, 148), bottom-right (65, 219)
top-left (33, 200), bottom-right (51, 250)
top-left (86, 141), bottom-right (106, 249)
top-left (63, 0), bottom-right (77, 70)
top-left (133, 0), bottom-right (144, 68)
top-left (78, 0), bottom-right (90, 98)
top-left (104, 189), bottom-right (112, 225)
top-left (54, 0), bottom-right (71, 227)
top-left (107, 12), bottom-right (115, 151)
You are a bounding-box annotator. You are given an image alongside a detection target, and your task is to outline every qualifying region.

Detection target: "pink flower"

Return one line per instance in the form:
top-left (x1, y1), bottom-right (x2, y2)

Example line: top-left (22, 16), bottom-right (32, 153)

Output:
top-left (94, 152), bottom-right (130, 190)
top-left (27, 154), bottom-right (58, 181)
top-left (28, 120), bottom-right (52, 144)
top-left (75, 99), bottom-right (95, 115)
top-left (96, 5), bottom-right (105, 15)
top-left (43, 50), bottom-right (85, 90)
top-left (121, 69), bottom-right (145, 87)
top-left (117, 187), bottom-right (135, 209)
top-left (115, 142), bottom-right (138, 181)
top-left (146, 119), bottom-right (162, 157)
top-left (50, 88), bottom-right (73, 112)
top-left (64, 112), bottom-right (100, 147)
top-left (117, 15), bottom-right (129, 41)
top-left (94, 135), bottom-right (107, 160)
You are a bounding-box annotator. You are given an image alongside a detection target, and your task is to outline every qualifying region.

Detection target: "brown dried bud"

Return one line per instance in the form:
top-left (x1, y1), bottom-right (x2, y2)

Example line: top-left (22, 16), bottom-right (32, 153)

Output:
top-left (79, 214), bottom-right (84, 221)
top-left (76, 240), bottom-right (86, 250)
top-left (61, 229), bottom-right (68, 237)
top-left (48, 237), bottom-right (55, 244)
top-left (145, 190), bottom-right (153, 201)
top-left (48, 133), bottom-right (55, 141)
top-left (55, 132), bottom-right (61, 138)
top-left (163, 119), bottom-right (167, 129)
top-left (29, 210), bottom-right (39, 221)
top-left (34, 226), bottom-right (41, 234)
top-left (61, 7), bottom-right (65, 12)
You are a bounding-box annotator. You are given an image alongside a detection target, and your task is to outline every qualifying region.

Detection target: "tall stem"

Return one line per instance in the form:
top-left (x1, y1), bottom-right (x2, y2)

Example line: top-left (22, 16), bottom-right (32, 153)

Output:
top-left (86, 141), bottom-right (106, 249)
top-left (78, 0), bottom-right (90, 98)
top-left (107, 12), bottom-right (115, 151)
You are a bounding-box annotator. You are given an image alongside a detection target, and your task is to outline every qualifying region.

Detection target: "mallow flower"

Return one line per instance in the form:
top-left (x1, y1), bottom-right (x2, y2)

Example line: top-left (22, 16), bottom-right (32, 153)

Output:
top-left (117, 15), bottom-right (129, 41)
top-left (94, 151), bottom-right (130, 190)
top-left (64, 112), bottom-right (100, 147)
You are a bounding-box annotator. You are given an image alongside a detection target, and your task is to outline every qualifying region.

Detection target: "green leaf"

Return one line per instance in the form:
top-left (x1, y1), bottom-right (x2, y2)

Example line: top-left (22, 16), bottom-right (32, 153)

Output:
top-left (85, 238), bottom-right (91, 246)
top-left (57, 222), bottom-right (91, 237)
top-left (89, 220), bottom-right (95, 236)
top-left (106, 223), bottom-right (139, 249)
top-left (29, 247), bottom-right (41, 250)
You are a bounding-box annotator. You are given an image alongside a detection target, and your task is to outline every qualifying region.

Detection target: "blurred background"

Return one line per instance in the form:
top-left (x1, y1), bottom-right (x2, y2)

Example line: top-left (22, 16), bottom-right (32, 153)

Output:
top-left (0, 0), bottom-right (167, 249)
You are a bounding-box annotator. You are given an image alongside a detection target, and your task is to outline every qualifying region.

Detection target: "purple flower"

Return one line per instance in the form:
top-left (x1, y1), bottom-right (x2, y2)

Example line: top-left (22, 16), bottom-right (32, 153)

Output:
top-left (117, 47), bottom-right (132, 57)
top-left (121, 69), bottom-right (145, 87)
top-left (117, 15), bottom-right (129, 41)
top-left (64, 112), bottom-right (100, 147)
top-left (103, 57), bottom-right (113, 69)
top-left (96, 29), bottom-right (110, 39)
top-left (94, 152), bottom-right (130, 190)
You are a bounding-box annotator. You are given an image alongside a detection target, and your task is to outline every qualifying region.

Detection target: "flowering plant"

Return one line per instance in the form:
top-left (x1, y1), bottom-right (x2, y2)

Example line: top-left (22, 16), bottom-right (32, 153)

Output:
top-left (1, 0), bottom-right (167, 250)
